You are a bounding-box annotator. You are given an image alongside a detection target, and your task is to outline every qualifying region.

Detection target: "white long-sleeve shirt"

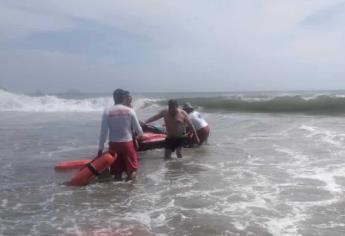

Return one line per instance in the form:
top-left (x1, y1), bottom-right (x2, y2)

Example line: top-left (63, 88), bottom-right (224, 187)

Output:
top-left (98, 104), bottom-right (143, 150)
top-left (188, 111), bottom-right (208, 130)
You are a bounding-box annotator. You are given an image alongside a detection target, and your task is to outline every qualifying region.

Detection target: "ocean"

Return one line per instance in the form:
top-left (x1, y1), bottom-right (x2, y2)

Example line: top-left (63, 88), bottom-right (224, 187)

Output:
top-left (1, 89), bottom-right (345, 236)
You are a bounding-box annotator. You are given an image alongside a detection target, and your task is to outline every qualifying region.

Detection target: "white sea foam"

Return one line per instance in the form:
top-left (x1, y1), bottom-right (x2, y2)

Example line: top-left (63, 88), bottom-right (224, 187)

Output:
top-left (274, 147), bottom-right (310, 165)
top-left (183, 161), bottom-right (217, 170)
top-left (0, 89), bottom-right (156, 112)
top-left (315, 221), bottom-right (345, 229)
top-left (46, 144), bottom-right (96, 158)
top-left (151, 213), bottom-right (166, 227)
top-left (232, 221), bottom-right (249, 231)
top-left (265, 209), bottom-right (306, 236)
top-left (1, 199), bottom-right (8, 208)
top-left (300, 125), bottom-right (345, 147)
top-left (275, 146), bottom-right (343, 194)
top-left (145, 163), bottom-right (168, 186)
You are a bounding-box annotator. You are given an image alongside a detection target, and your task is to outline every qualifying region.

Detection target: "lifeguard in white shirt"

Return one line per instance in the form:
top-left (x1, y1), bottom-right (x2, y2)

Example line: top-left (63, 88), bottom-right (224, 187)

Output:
top-left (182, 102), bottom-right (210, 145)
top-left (97, 89), bottom-right (143, 181)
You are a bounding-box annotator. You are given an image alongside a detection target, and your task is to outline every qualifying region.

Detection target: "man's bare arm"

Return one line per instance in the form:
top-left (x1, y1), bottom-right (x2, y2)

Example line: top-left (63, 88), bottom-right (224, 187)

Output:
top-left (97, 109), bottom-right (109, 156)
top-left (184, 114), bottom-right (200, 144)
top-left (145, 110), bottom-right (165, 124)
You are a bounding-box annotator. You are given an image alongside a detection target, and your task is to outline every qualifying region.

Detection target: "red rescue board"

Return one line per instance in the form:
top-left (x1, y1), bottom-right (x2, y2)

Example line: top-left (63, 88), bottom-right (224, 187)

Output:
top-left (138, 133), bottom-right (166, 151)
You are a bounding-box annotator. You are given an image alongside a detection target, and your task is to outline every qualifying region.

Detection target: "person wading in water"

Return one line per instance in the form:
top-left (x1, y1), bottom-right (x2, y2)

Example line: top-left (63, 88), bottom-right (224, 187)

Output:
top-left (145, 99), bottom-right (200, 159)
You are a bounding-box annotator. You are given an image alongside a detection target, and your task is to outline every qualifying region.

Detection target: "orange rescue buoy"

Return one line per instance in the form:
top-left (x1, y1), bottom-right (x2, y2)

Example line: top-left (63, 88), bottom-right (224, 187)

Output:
top-left (54, 159), bottom-right (91, 170)
top-left (69, 153), bottom-right (116, 186)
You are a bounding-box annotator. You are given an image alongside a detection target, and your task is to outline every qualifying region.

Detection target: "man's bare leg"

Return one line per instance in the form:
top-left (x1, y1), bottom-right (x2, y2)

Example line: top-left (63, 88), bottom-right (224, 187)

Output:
top-left (114, 173), bottom-right (122, 181)
top-left (165, 148), bottom-right (172, 159)
top-left (176, 147), bottom-right (182, 158)
top-left (126, 171), bottom-right (137, 182)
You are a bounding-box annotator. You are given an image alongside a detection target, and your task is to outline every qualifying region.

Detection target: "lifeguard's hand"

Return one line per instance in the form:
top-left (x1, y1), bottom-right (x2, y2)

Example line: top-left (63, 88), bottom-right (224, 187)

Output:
top-left (133, 138), bottom-right (139, 151)
top-left (195, 136), bottom-right (201, 145)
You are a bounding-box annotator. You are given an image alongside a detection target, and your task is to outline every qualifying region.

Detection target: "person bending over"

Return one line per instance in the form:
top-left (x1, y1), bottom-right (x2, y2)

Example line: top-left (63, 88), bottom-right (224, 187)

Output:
top-left (182, 102), bottom-right (210, 145)
top-left (98, 89), bottom-right (143, 181)
top-left (145, 99), bottom-right (199, 159)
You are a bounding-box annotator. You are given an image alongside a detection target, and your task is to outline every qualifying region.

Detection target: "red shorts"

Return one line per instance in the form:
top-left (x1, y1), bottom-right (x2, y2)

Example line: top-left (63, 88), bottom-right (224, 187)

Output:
top-left (108, 141), bottom-right (138, 176)
top-left (196, 126), bottom-right (210, 144)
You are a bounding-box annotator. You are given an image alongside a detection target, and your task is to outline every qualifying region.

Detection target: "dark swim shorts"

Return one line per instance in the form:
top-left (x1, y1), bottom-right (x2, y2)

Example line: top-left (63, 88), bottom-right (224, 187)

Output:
top-left (165, 136), bottom-right (190, 151)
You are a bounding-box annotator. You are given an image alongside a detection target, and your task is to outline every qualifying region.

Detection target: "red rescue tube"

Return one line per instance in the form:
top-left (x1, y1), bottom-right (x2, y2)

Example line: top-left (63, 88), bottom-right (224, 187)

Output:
top-left (69, 153), bottom-right (116, 186)
top-left (54, 159), bottom-right (91, 170)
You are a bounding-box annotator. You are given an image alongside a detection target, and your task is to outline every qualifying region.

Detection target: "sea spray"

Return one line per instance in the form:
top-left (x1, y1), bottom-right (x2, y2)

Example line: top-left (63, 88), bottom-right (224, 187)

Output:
top-left (168, 95), bottom-right (345, 114)
top-left (0, 90), bottom-right (156, 112)
top-left (3, 89), bottom-right (345, 114)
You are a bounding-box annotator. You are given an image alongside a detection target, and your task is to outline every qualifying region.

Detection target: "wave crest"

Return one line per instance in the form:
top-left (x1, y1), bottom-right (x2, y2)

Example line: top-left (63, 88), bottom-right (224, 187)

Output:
top-left (2, 89), bottom-right (345, 114)
top-left (173, 95), bottom-right (345, 114)
top-left (0, 90), bottom-right (153, 112)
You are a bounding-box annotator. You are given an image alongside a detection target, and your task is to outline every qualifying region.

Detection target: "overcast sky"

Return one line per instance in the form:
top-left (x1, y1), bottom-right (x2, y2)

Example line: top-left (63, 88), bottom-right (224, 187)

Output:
top-left (1, 0), bottom-right (345, 93)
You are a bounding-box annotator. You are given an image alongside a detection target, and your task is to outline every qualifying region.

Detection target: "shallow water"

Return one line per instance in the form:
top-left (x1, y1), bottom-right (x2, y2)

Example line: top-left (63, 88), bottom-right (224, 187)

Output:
top-left (1, 92), bottom-right (345, 235)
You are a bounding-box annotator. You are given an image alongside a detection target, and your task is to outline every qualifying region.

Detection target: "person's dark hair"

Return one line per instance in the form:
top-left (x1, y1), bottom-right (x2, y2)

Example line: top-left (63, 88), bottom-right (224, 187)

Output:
top-left (113, 89), bottom-right (128, 104)
top-left (168, 99), bottom-right (178, 108)
top-left (123, 90), bottom-right (130, 100)
top-left (182, 102), bottom-right (194, 113)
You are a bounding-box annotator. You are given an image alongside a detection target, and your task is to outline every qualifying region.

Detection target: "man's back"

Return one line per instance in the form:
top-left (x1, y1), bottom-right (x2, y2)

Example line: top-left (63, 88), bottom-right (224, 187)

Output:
top-left (96, 88), bottom-right (143, 181)
top-left (163, 108), bottom-right (188, 137)
top-left (99, 104), bottom-right (142, 150)
top-left (107, 104), bottom-right (135, 141)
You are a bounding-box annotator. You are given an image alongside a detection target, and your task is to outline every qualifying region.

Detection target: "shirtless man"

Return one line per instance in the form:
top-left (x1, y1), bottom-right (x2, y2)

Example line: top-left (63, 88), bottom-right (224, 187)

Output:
top-left (145, 99), bottom-right (200, 158)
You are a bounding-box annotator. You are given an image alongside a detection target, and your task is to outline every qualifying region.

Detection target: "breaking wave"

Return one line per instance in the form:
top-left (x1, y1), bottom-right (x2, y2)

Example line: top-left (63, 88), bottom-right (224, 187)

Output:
top-left (2, 89), bottom-right (345, 114)
top-left (0, 90), bottom-right (154, 112)
top-left (173, 95), bottom-right (345, 114)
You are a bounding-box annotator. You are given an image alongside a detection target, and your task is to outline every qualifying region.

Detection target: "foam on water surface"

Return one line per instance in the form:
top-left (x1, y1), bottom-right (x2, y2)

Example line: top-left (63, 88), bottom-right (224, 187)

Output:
top-left (0, 89), bottom-right (158, 112)
top-left (2, 93), bottom-right (345, 235)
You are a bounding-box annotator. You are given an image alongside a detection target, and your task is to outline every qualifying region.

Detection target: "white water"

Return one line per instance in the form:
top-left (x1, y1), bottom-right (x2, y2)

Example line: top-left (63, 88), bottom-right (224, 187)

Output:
top-left (0, 90), bottom-right (155, 112)
top-left (2, 91), bottom-right (345, 235)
